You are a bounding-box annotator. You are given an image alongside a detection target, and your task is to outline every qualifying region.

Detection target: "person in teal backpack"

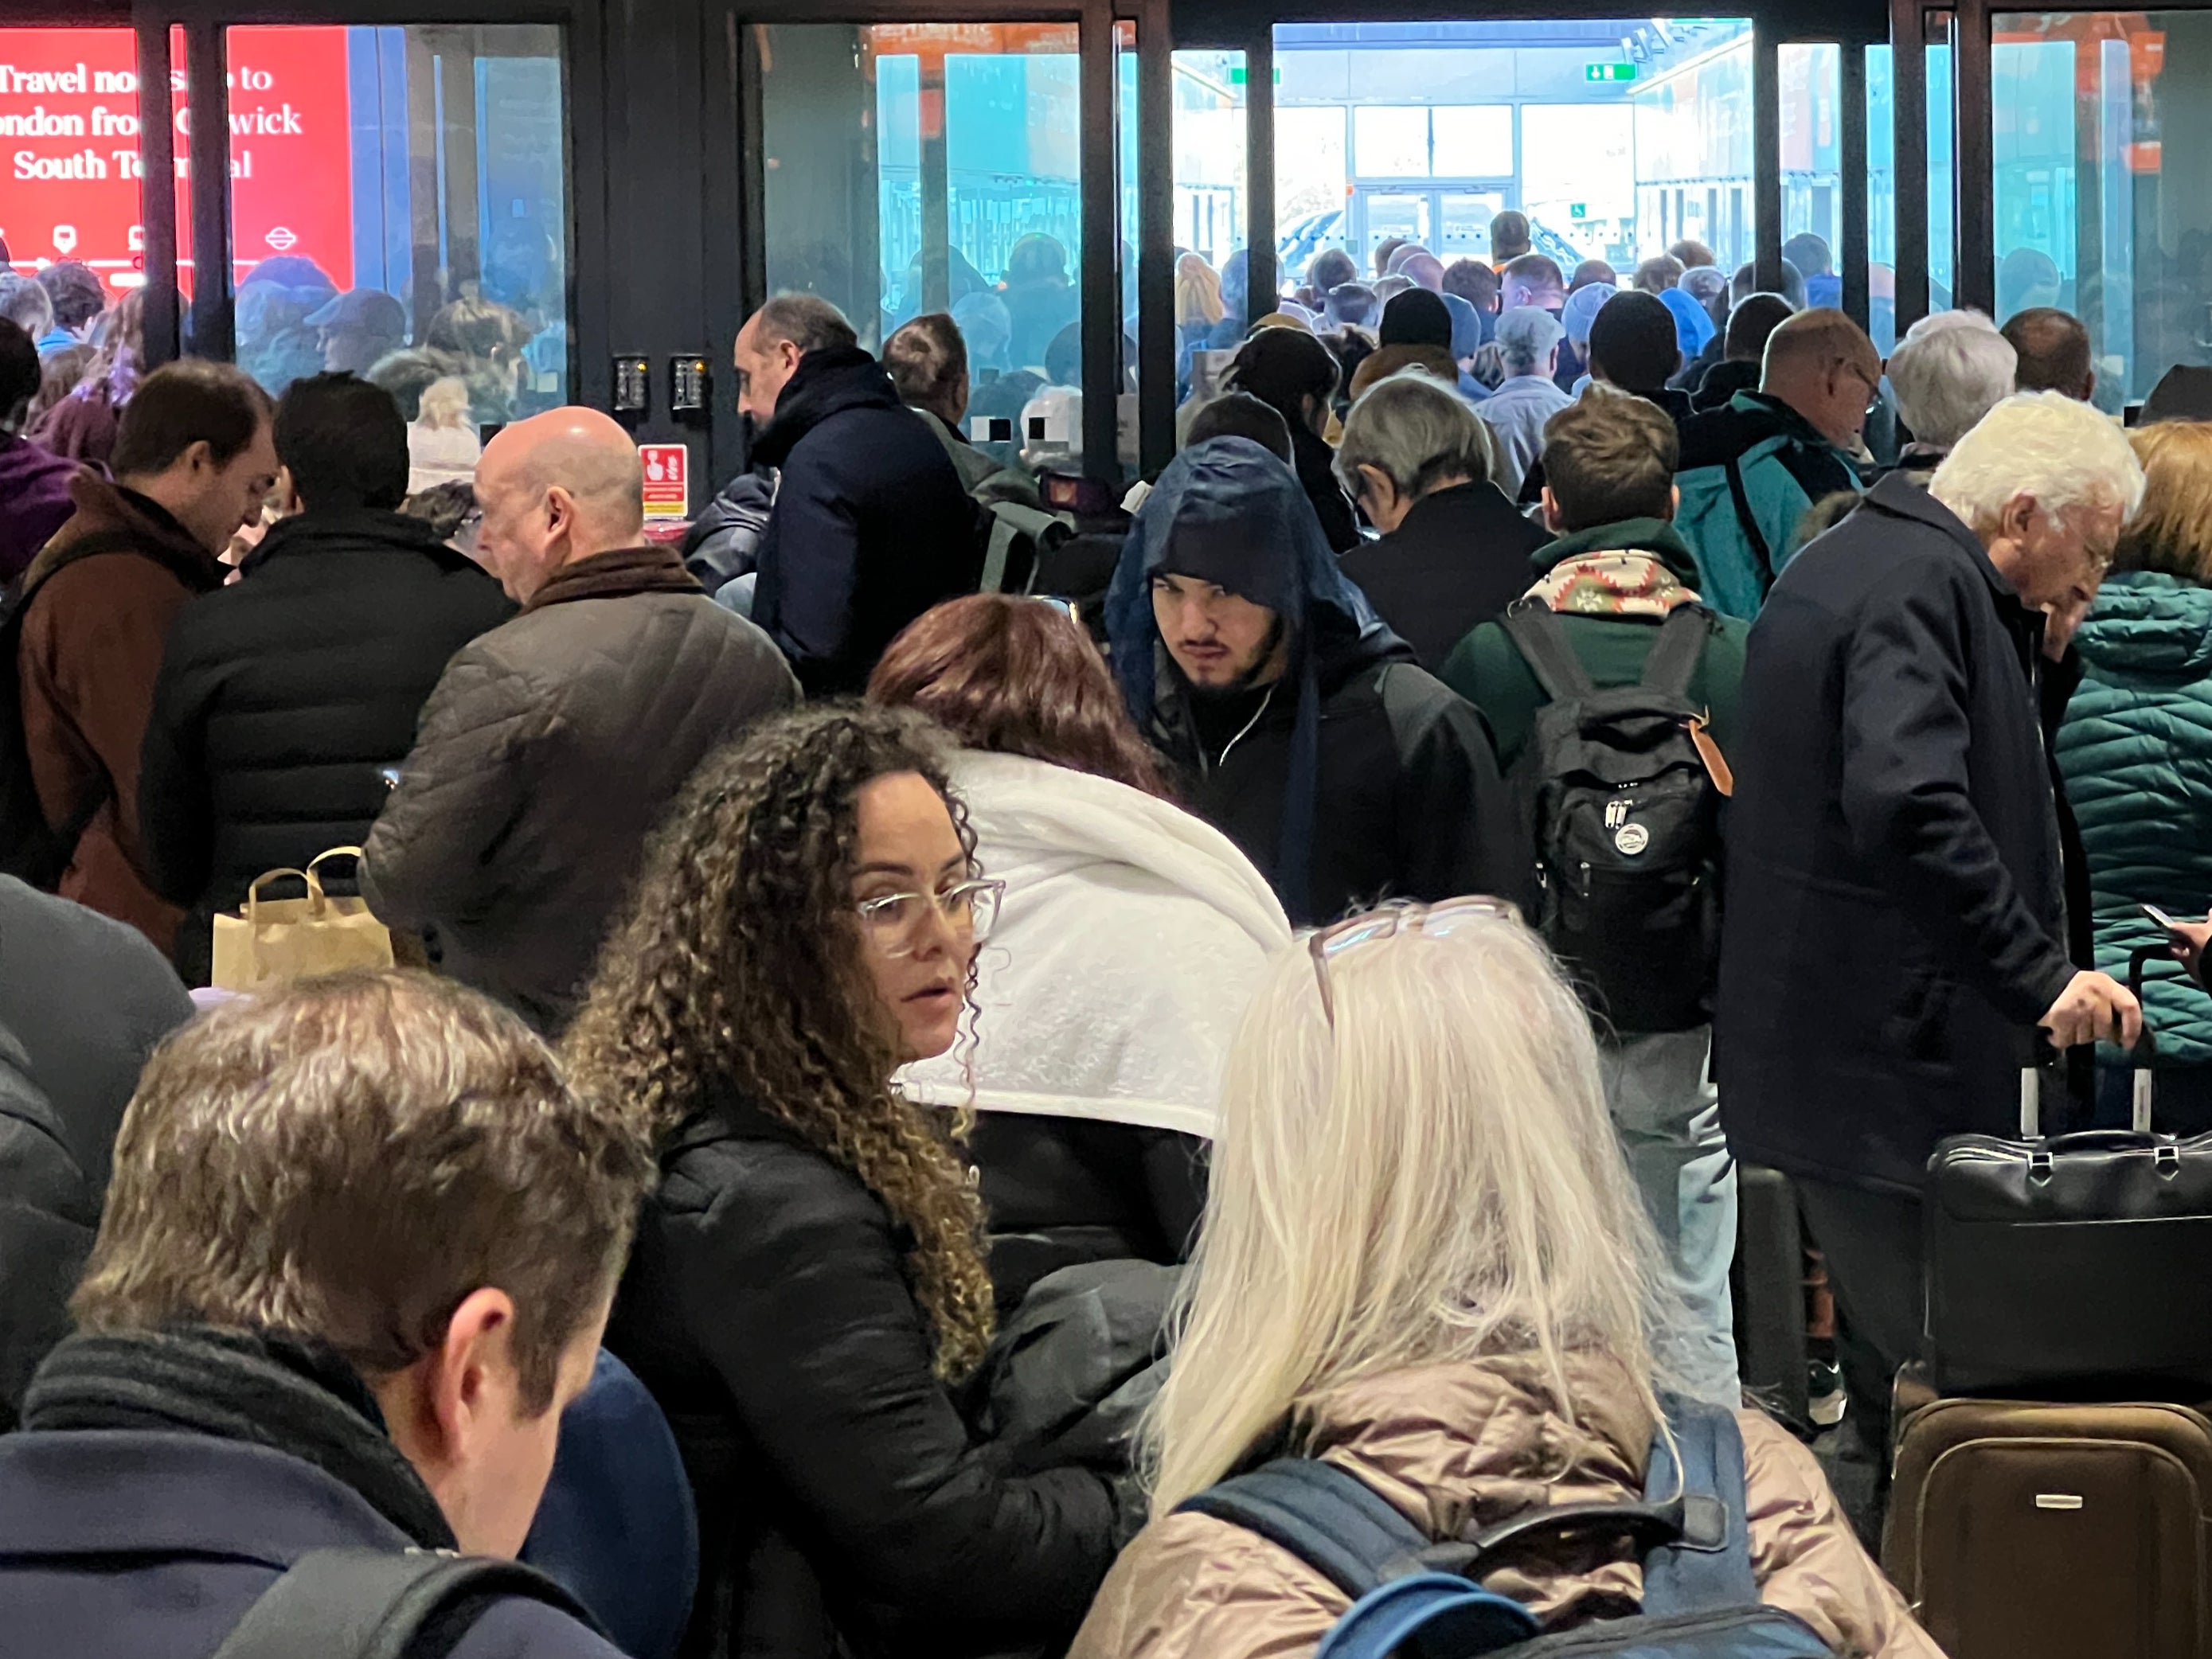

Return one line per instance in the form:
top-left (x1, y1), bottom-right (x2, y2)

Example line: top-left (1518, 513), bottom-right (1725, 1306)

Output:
top-left (1673, 310), bottom-right (1878, 618)
top-left (2057, 420), bottom-right (2212, 1133)
top-left (1069, 905), bottom-right (1938, 1659)
top-left (1441, 387), bottom-right (1749, 1407)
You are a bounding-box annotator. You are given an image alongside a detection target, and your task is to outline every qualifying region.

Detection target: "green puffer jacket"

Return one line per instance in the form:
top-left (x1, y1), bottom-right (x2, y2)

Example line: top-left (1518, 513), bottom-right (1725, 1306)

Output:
top-left (2056, 571), bottom-right (2212, 1068)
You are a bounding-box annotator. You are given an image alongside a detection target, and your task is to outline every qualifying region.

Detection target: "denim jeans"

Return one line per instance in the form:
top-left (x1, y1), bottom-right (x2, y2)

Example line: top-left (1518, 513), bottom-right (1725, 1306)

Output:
top-left (1600, 1027), bottom-right (1740, 1405)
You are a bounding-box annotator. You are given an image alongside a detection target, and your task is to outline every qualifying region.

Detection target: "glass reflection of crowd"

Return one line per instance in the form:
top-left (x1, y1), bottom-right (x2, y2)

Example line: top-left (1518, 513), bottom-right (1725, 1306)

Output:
top-left (0, 245), bottom-right (568, 495)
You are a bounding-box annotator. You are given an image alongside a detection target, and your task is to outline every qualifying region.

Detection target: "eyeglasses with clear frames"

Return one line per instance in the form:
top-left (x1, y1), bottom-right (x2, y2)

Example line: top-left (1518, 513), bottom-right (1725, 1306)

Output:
top-left (1303, 896), bottom-right (1522, 1029)
top-left (854, 878), bottom-right (1006, 958)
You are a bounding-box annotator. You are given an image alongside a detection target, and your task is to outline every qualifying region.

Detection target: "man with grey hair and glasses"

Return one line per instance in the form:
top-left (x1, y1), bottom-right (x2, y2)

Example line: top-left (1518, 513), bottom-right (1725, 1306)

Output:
top-left (1717, 390), bottom-right (2146, 1525)
top-left (739, 293), bottom-right (983, 694)
top-left (1475, 306), bottom-right (1573, 500)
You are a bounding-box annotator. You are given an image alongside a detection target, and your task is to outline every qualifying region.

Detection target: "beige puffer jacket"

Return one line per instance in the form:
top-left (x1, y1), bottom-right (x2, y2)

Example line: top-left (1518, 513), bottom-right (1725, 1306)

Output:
top-left (1072, 1353), bottom-right (1944, 1659)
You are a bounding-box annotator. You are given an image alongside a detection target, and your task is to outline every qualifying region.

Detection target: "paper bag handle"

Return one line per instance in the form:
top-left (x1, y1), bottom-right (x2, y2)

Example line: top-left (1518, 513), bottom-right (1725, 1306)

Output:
top-left (244, 865), bottom-right (322, 927)
top-left (306, 845), bottom-right (366, 880)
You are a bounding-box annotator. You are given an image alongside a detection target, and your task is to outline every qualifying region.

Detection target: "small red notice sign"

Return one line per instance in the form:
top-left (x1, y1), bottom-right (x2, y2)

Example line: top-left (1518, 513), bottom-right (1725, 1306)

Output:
top-left (639, 443), bottom-right (689, 520)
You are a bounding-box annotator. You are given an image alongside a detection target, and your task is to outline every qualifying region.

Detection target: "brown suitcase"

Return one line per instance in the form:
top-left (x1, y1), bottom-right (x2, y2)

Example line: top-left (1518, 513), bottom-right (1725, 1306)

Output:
top-left (1884, 1396), bottom-right (2212, 1658)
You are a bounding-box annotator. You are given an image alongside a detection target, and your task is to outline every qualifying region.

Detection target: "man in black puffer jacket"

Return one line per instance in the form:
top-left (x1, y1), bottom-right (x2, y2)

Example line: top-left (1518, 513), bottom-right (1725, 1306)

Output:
top-left (740, 295), bottom-right (982, 695)
top-left (138, 372), bottom-right (511, 982)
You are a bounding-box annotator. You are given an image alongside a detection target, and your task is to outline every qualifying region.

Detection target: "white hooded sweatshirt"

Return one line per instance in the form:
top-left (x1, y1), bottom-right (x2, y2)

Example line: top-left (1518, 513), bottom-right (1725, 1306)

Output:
top-left (898, 750), bottom-right (1292, 1138)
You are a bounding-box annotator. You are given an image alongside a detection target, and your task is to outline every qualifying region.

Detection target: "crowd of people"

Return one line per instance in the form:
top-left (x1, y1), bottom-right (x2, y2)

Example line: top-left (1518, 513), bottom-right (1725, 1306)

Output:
top-left (0, 206), bottom-right (2205, 1659)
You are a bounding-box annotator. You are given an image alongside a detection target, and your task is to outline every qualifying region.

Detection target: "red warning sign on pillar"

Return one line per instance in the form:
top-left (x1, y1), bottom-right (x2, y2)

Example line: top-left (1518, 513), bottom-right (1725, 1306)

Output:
top-left (639, 444), bottom-right (689, 520)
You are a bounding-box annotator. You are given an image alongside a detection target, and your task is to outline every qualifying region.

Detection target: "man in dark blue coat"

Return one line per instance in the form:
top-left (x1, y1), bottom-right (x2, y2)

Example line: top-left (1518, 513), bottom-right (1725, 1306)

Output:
top-left (740, 295), bottom-right (982, 695)
top-left (0, 973), bottom-right (660, 1658)
top-left (1716, 391), bottom-right (2144, 1505)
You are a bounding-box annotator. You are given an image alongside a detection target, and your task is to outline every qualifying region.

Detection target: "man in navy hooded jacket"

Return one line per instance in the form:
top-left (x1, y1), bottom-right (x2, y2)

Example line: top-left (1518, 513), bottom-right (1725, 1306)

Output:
top-left (1107, 437), bottom-right (1522, 927)
top-left (740, 294), bottom-right (982, 695)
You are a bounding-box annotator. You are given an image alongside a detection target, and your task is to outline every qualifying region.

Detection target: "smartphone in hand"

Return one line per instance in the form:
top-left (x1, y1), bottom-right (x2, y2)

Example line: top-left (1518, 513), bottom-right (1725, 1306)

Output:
top-left (2143, 903), bottom-right (2182, 930)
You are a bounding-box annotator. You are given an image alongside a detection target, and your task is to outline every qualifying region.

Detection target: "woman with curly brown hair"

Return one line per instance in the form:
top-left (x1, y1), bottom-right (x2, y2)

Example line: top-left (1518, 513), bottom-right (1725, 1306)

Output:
top-left (870, 595), bottom-right (1290, 1310)
top-left (568, 704), bottom-right (1123, 1659)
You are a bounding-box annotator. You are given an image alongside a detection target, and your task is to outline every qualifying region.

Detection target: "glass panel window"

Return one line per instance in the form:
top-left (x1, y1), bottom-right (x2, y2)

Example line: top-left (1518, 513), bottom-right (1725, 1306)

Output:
top-left (1867, 43), bottom-right (1897, 353)
top-left (1171, 49), bottom-right (1245, 408)
top-left (1630, 25), bottom-right (1758, 274)
top-left (1173, 50), bottom-right (1245, 271)
top-left (1362, 191), bottom-right (1430, 255)
top-left (0, 27), bottom-right (154, 322)
top-left (1778, 44), bottom-right (1843, 309)
top-left (1352, 105), bottom-right (1428, 178)
top-left (216, 24), bottom-right (568, 419)
top-left (1276, 104), bottom-right (1350, 275)
top-left (1437, 189), bottom-right (1507, 260)
top-left (764, 23), bottom-right (1092, 467)
top-left (1431, 105), bottom-right (1512, 177)
top-left (1928, 20), bottom-right (1955, 313)
top-left (1521, 104), bottom-right (1635, 268)
top-left (1988, 11), bottom-right (2197, 409)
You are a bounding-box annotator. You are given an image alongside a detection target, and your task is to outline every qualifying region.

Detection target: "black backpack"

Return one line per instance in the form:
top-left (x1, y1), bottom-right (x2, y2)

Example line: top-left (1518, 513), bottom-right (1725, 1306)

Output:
top-left (0, 531), bottom-right (142, 888)
top-left (1499, 599), bottom-right (1726, 1034)
top-left (208, 1547), bottom-right (604, 1659)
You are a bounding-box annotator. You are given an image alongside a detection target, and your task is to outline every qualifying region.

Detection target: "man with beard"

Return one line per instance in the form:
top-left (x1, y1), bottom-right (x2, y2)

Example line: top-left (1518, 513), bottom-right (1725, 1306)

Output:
top-left (1105, 436), bottom-right (1521, 926)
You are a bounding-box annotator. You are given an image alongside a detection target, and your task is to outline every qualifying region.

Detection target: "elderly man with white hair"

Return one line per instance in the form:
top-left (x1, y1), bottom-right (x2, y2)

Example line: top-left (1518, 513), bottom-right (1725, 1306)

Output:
top-left (1475, 306), bottom-right (1573, 499)
top-left (1886, 309), bottom-right (2018, 481)
top-left (1715, 388), bottom-right (2145, 1529)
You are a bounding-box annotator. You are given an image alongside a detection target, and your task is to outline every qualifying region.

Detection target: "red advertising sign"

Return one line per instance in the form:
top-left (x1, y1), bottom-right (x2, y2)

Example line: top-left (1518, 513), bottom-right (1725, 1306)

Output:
top-left (1, 25), bottom-right (352, 294)
top-left (639, 443), bottom-right (690, 521)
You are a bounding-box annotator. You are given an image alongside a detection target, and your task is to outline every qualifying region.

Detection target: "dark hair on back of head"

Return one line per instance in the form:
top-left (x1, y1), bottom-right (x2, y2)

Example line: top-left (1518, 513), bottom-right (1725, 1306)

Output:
top-left (884, 313), bottom-right (968, 424)
top-left (1587, 291), bottom-right (1682, 394)
top-left (1227, 327), bottom-right (1339, 427)
top-left (111, 360), bottom-right (272, 481)
top-left (276, 371), bottom-right (408, 511)
top-left (1442, 259), bottom-right (1499, 309)
top-left (564, 705), bottom-right (998, 1383)
top-left (38, 262), bottom-right (107, 334)
top-left (1541, 385), bottom-right (1681, 531)
top-left (870, 594), bottom-right (1170, 798)
top-left (0, 318), bottom-right (37, 420)
top-left (400, 479), bottom-right (477, 541)
top-left (1186, 390), bottom-right (1293, 463)
top-left (2001, 306), bottom-right (2093, 398)
top-left (1724, 294), bottom-right (1796, 362)
top-left (756, 292), bottom-right (858, 355)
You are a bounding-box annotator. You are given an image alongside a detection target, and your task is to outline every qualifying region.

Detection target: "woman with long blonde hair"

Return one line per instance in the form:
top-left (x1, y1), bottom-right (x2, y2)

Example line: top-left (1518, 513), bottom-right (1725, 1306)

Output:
top-left (1073, 902), bottom-right (1938, 1659)
top-left (568, 705), bottom-right (1122, 1659)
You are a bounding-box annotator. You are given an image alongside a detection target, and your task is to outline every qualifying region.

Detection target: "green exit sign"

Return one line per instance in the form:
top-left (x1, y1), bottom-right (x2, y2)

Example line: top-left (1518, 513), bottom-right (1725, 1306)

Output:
top-left (1585, 61), bottom-right (1638, 81)
top-left (1228, 65), bottom-right (1283, 84)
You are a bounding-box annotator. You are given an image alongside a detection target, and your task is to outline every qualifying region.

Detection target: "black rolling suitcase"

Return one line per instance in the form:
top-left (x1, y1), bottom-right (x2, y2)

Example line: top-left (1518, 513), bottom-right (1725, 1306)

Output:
top-left (1923, 947), bottom-right (2212, 1400)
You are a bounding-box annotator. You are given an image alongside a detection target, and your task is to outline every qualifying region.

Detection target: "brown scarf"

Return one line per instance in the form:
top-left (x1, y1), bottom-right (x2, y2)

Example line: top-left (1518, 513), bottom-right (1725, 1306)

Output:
top-left (520, 542), bottom-right (702, 615)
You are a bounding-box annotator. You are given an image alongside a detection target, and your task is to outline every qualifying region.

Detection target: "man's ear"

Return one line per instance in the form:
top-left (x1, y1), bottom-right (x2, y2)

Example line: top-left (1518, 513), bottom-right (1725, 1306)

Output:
top-left (1666, 482), bottom-right (1682, 522)
top-left (1540, 486), bottom-right (1568, 534)
top-left (423, 1286), bottom-right (522, 1455)
top-left (178, 438), bottom-right (216, 478)
top-left (1999, 490), bottom-right (2038, 544)
top-left (273, 465), bottom-right (301, 516)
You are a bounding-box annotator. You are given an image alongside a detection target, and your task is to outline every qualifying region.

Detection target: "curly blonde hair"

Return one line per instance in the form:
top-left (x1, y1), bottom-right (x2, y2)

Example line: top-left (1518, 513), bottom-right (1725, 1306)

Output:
top-left (565, 705), bottom-right (997, 1380)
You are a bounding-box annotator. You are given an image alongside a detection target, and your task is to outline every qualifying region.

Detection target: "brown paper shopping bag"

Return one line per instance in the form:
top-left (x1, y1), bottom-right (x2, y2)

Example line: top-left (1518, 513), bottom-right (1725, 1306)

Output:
top-left (208, 845), bottom-right (395, 993)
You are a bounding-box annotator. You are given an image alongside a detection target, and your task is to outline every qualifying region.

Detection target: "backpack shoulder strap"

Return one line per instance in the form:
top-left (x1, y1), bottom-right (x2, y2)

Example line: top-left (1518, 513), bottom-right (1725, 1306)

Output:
top-left (1637, 1396), bottom-right (1758, 1616)
top-left (1722, 455), bottom-right (1776, 586)
top-left (1499, 599), bottom-right (1597, 704)
top-left (208, 1547), bottom-right (603, 1659)
top-left (1176, 1458), bottom-right (1432, 1602)
top-left (1638, 606), bottom-right (1714, 701)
